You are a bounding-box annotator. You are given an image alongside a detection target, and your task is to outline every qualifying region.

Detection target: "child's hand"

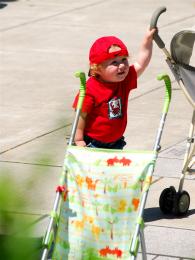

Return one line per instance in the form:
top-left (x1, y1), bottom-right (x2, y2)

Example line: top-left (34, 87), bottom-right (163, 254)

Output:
top-left (75, 140), bottom-right (86, 147)
top-left (144, 28), bottom-right (156, 44)
top-left (74, 113), bottom-right (87, 147)
top-left (134, 27), bottom-right (156, 77)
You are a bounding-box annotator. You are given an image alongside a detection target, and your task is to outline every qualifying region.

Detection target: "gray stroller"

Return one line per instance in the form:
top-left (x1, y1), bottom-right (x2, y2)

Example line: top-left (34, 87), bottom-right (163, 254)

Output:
top-left (151, 7), bottom-right (195, 216)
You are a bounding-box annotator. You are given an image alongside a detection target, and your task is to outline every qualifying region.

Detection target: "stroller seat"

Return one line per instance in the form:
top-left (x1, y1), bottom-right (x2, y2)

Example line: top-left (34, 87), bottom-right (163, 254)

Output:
top-left (170, 29), bottom-right (195, 107)
top-left (52, 146), bottom-right (156, 260)
top-left (170, 30), bottom-right (195, 176)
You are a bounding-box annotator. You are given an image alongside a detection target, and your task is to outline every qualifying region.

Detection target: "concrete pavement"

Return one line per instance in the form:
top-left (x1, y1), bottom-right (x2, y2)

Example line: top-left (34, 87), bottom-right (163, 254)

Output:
top-left (0, 0), bottom-right (195, 259)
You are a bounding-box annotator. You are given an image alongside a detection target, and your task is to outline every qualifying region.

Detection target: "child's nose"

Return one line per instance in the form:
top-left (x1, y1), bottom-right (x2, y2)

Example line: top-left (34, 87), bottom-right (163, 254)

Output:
top-left (118, 63), bottom-right (125, 69)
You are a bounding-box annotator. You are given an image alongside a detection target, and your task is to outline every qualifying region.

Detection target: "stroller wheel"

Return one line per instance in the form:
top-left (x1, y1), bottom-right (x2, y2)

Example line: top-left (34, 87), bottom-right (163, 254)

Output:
top-left (159, 186), bottom-right (176, 214)
top-left (173, 191), bottom-right (190, 216)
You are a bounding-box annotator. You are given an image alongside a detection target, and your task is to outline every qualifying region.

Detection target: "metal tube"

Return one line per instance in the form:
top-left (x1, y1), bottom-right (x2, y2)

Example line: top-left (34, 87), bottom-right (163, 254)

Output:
top-left (162, 47), bottom-right (173, 60)
top-left (41, 192), bottom-right (61, 260)
top-left (130, 74), bottom-right (171, 259)
top-left (179, 110), bottom-right (195, 191)
top-left (153, 113), bottom-right (167, 151)
top-left (140, 229), bottom-right (147, 260)
top-left (130, 165), bottom-right (154, 257)
top-left (69, 108), bottom-right (81, 146)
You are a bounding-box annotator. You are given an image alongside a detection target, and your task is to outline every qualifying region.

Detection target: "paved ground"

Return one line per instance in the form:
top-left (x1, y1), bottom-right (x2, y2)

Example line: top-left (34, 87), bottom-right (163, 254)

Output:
top-left (0, 0), bottom-right (195, 259)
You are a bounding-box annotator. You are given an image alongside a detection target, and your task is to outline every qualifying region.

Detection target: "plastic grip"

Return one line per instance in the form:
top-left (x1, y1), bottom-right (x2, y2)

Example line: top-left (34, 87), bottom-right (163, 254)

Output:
top-left (157, 74), bottom-right (172, 113)
top-left (75, 71), bottom-right (86, 110)
top-left (150, 6), bottom-right (166, 49)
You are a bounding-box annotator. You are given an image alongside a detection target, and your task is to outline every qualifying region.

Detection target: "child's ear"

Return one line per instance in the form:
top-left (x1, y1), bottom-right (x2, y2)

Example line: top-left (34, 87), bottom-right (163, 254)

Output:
top-left (89, 69), bottom-right (97, 77)
top-left (89, 64), bottom-right (100, 77)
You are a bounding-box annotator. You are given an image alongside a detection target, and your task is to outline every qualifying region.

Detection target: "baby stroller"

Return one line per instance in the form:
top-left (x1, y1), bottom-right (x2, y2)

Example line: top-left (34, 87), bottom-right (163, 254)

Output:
top-left (41, 70), bottom-right (172, 260)
top-left (41, 9), bottom-right (173, 260)
top-left (151, 7), bottom-right (194, 216)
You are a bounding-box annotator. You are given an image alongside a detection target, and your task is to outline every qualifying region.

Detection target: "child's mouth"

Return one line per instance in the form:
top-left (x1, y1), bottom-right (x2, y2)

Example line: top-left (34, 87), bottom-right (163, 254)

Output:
top-left (118, 71), bottom-right (125, 75)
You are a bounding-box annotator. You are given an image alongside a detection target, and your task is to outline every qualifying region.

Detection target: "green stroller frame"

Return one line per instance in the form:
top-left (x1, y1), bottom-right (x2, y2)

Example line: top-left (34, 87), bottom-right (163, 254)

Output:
top-left (41, 68), bottom-right (171, 260)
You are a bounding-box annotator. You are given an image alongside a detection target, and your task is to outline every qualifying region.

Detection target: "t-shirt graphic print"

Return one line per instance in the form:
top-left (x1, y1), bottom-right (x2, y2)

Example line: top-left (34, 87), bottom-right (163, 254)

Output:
top-left (108, 97), bottom-right (122, 119)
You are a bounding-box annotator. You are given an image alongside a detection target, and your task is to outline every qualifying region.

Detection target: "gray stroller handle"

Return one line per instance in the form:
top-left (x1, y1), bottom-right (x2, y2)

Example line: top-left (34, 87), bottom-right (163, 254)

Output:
top-left (150, 6), bottom-right (166, 49)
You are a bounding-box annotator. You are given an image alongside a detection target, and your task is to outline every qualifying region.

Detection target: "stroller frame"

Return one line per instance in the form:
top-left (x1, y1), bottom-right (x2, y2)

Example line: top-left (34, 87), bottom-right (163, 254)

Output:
top-left (41, 69), bottom-right (172, 260)
top-left (150, 7), bottom-right (193, 216)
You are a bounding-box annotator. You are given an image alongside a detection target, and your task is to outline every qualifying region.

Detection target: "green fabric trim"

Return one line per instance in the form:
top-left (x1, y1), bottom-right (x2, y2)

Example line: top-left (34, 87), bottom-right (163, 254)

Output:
top-left (130, 237), bottom-right (140, 256)
top-left (130, 218), bottom-right (144, 256)
top-left (50, 211), bottom-right (59, 224)
top-left (142, 161), bottom-right (155, 191)
top-left (136, 217), bottom-right (144, 229)
top-left (68, 145), bottom-right (157, 155)
top-left (42, 230), bottom-right (54, 249)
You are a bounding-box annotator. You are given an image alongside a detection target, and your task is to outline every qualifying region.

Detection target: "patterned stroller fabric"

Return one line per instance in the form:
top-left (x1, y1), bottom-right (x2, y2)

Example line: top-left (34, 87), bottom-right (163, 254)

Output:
top-left (52, 146), bottom-right (156, 260)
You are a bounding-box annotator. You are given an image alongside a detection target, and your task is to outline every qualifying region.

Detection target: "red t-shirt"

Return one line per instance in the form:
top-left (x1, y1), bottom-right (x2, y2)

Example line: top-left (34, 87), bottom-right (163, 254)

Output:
top-left (73, 65), bottom-right (137, 143)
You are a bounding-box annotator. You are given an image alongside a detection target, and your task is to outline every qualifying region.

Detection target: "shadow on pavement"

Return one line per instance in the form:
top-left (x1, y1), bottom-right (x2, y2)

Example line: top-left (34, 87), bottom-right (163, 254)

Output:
top-left (0, 0), bottom-right (18, 9)
top-left (0, 3), bottom-right (7, 8)
top-left (1, 0), bottom-right (18, 2)
top-left (144, 207), bottom-right (195, 222)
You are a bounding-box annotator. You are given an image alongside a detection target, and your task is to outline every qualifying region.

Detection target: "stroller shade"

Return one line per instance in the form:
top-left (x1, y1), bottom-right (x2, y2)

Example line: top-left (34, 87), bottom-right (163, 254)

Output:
top-left (171, 30), bottom-right (195, 69)
top-left (170, 30), bottom-right (195, 107)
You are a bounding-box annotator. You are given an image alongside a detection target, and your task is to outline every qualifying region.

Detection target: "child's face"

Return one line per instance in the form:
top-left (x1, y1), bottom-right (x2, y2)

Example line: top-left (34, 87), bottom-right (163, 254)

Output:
top-left (96, 56), bottom-right (129, 83)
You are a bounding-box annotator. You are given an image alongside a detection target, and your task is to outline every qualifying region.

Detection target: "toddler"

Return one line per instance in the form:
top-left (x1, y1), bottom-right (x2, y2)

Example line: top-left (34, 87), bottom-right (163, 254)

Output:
top-left (73, 28), bottom-right (155, 149)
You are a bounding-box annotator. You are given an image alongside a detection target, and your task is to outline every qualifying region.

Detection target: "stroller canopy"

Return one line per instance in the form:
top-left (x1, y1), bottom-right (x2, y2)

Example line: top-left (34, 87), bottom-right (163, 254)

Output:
top-left (171, 30), bottom-right (195, 108)
top-left (171, 29), bottom-right (195, 69)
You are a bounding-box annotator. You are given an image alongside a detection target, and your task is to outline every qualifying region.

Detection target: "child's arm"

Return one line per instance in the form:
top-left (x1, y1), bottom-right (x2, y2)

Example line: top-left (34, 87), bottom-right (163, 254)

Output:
top-left (74, 112), bottom-right (87, 146)
top-left (134, 28), bottom-right (156, 77)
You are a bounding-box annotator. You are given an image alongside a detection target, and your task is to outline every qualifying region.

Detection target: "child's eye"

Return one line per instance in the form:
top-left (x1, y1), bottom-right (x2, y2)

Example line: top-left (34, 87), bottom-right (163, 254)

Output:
top-left (111, 61), bottom-right (118, 66)
top-left (122, 58), bottom-right (128, 63)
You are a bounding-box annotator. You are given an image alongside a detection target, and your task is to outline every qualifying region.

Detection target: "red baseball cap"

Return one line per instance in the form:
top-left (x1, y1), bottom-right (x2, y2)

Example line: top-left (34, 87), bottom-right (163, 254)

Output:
top-left (89, 36), bottom-right (129, 64)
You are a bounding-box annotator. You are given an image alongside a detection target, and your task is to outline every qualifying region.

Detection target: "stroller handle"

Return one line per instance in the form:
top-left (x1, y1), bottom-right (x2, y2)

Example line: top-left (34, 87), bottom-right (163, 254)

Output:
top-left (68, 71), bottom-right (86, 146)
top-left (75, 71), bottom-right (86, 110)
top-left (150, 6), bottom-right (166, 49)
top-left (157, 74), bottom-right (171, 113)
